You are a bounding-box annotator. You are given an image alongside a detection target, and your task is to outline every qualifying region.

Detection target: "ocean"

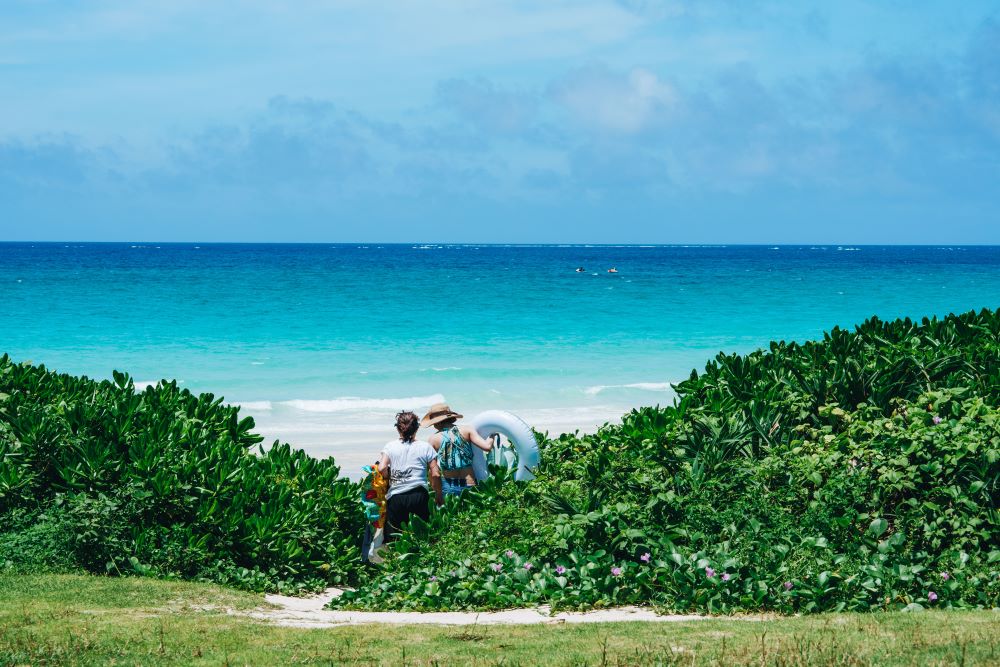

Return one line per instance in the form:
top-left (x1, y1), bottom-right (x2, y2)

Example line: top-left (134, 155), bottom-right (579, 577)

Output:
top-left (2, 243), bottom-right (998, 477)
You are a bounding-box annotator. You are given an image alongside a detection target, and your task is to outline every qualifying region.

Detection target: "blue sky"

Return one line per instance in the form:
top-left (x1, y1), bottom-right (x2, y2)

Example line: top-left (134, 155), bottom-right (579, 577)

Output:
top-left (1, 1), bottom-right (998, 242)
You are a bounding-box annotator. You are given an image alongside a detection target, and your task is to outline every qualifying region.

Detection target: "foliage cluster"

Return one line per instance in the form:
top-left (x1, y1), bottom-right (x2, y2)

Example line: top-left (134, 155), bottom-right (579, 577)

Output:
top-left (334, 309), bottom-right (1000, 612)
top-left (0, 358), bottom-right (364, 592)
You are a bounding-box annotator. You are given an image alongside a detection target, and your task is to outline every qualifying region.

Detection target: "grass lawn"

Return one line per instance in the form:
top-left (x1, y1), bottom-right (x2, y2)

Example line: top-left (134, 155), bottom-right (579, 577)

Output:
top-left (1, 574), bottom-right (998, 666)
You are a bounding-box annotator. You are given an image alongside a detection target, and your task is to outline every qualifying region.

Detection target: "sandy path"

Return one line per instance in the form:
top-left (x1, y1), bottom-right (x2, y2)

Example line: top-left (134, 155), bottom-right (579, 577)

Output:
top-left (249, 588), bottom-right (748, 628)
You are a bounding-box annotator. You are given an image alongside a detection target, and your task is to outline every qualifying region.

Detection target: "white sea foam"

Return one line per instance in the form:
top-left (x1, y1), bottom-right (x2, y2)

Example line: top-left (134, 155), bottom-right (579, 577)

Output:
top-left (234, 401), bottom-right (273, 410)
top-left (134, 379), bottom-right (183, 390)
top-left (280, 393), bottom-right (446, 413)
top-left (251, 422), bottom-right (390, 434)
top-left (584, 382), bottom-right (674, 396)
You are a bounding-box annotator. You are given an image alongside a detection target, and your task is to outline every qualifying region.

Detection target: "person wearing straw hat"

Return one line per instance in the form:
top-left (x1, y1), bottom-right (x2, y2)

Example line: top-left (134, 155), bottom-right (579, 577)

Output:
top-left (422, 403), bottom-right (495, 496)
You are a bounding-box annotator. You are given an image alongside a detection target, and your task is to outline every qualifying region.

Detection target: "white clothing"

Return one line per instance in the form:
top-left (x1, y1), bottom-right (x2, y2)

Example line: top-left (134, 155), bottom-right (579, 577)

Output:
top-left (381, 438), bottom-right (436, 499)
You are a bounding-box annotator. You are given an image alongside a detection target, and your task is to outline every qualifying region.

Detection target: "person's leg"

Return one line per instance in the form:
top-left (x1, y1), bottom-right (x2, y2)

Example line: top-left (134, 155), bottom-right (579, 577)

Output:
top-left (385, 487), bottom-right (430, 541)
top-left (408, 487), bottom-right (431, 524)
top-left (384, 493), bottom-right (406, 543)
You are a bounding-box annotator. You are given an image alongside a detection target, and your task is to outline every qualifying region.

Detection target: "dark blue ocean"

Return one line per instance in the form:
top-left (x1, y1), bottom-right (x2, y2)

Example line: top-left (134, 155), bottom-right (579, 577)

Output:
top-left (2, 243), bottom-right (998, 473)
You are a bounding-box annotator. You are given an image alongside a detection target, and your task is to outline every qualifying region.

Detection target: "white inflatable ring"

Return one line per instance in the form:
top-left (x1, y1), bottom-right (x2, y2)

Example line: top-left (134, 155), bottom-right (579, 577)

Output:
top-left (469, 410), bottom-right (540, 481)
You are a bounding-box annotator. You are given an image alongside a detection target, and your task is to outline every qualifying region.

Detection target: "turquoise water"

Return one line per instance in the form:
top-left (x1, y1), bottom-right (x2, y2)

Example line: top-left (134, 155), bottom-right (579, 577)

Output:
top-left (2, 243), bottom-right (998, 474)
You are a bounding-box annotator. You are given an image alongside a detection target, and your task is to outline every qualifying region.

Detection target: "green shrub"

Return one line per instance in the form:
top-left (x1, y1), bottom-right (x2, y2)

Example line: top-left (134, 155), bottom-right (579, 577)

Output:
top-left (0, 508), bottom-right (77, 573)
top-left (0, 359), bottom-right (365, 592)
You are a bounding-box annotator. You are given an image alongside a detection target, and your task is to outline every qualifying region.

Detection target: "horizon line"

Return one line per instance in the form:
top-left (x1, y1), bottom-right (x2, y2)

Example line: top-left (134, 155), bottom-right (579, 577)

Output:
top-left (3, 241), bottom-right (1000, 248)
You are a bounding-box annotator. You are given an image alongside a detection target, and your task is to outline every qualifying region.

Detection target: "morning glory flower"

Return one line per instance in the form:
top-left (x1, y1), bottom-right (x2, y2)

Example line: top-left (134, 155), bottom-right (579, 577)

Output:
top-left (941, 571), bottom-right (950, 580)
top-left (429, 575), bottom-right (437, 582)
top-left (556, 565), bottom-right (566, 575)
top-left (722, 573), bottom-right (731, 582)
top-left (505, 550), bottom-right (515, 558)
top-left (705, 567), bottom-right (716, 578)
top-left (491, 563), bottom-right (503, 572)
top-left (524, 562), bottom-right (533, 571)
top-left (640, 552), bottom-right (651, 563)
top-left (612, 566), bottom-right (623, 577)
top-left (928, 591), bottom-right (938, 602)
top-left (784, 581), bottom-right (794, 591)
top-left (932, 415), bottom-right (942, 425)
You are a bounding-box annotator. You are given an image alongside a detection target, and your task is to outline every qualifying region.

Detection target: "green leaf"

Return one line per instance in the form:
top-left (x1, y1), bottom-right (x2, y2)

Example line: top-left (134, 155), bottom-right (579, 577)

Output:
top-left (868, 518), bottom-right (889, 538)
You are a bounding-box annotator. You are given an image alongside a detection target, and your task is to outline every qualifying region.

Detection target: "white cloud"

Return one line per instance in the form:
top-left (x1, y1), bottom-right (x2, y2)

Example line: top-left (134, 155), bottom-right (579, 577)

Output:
top-left (551, 66), bottom-right (678, 134)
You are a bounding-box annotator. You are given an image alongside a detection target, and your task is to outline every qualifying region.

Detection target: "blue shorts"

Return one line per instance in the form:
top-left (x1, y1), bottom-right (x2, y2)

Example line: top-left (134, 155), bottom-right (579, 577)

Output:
top-left (442, 477), bottom-right (471, 496)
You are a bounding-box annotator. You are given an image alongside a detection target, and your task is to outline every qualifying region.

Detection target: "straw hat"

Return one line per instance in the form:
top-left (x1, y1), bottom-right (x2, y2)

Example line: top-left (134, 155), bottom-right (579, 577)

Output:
top-left (421, 403), bottom-right (463, 428)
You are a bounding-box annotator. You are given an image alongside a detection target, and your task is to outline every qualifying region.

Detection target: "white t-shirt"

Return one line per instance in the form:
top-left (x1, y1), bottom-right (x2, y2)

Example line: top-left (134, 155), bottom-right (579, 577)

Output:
top-left (382, 438), bottom-right (437, 499)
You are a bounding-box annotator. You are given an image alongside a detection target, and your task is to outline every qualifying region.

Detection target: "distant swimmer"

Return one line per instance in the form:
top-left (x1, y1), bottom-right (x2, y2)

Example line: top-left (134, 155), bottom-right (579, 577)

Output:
top-left (575, 267), bottom-right (585, 272)
top-left (607, 267), bottom-right (618, 273)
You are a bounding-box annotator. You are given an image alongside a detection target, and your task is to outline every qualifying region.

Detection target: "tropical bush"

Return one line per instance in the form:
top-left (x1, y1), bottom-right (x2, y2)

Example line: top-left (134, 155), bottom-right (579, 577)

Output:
top-left (333, 309), bottom-right (1000, 612)
top-left (0, 359), bottom-right (364, 593)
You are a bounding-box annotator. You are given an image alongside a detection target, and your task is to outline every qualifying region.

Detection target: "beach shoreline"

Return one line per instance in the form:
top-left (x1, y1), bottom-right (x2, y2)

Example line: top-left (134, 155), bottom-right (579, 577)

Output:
top-left (243, 396), bottom-right (657, 480)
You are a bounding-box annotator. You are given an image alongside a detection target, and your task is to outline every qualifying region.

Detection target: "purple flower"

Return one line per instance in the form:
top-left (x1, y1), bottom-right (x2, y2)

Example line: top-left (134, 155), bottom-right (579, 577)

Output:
top-left (932, 415), bottom-right (942, 425)
top-left (524, 563), bottom-right (533, 571)
top-left (721, 573), bottom-right (731, 582)
top-left (611, 566), bottom-right (623, 577)
top-left (640, 552), bottom-right (651, 563)
top-left (783, 581), bottom-right (794, 591)
top-left (555, 565), bottom-right (567, 575)
top-left (505, 550), bottom-right (515, 558)
top-left (705, 567), bottom-right (716, 578)
top-left (491, 563), bottom-right (503, 572)
top-left (928, 591), bottom-right (938, 602)
top-left (429, 575), bottom-right (437, 582)
top-left (941, 571), bottom-right (950, 581)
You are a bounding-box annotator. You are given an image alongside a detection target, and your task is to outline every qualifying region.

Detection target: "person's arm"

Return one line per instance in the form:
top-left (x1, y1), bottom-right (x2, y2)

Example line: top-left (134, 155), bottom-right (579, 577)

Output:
top-left (428, 432), bottom-right (442, 452)
top-left (428, 458), bottom-right (444, 507)
top-left (377, 452), bottom-right (390, 480)
top-left (462, 425), bottom-right (495, 453)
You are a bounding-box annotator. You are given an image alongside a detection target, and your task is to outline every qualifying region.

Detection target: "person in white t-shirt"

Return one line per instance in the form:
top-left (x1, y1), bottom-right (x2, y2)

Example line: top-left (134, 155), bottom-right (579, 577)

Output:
top-left (377, 411), bottom-right (444, 541)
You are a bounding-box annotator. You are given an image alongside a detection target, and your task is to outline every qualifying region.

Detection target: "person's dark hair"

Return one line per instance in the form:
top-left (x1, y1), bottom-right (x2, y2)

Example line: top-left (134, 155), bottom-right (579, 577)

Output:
top-left (436, 416), bottom-right (458, 431)
top-left (395, 411), bottom-right (420, 442)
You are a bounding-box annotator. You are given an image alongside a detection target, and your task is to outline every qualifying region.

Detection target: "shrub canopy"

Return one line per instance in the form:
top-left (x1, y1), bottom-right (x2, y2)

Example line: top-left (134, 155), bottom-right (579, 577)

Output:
top-left (0, 363), bottom-right (363, 592)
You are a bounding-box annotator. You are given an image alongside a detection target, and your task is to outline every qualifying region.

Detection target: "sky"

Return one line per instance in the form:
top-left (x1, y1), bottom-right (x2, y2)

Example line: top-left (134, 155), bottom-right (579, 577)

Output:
top-left (1, 1), bottom-right (999, 243)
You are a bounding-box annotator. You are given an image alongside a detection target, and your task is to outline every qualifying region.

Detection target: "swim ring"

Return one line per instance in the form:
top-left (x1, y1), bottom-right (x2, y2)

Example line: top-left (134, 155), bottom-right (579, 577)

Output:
top-left (468, 410), bottom-right (540, 481)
